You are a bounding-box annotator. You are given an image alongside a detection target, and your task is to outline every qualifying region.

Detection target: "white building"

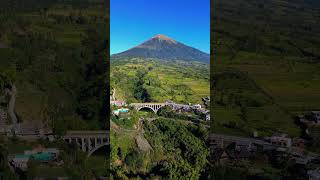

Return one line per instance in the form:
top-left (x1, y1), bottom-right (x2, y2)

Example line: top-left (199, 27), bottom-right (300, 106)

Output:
top-left (266, 133), bottom-right (292, 148)
top-left (10, 157), bottom-right (29, 171)
top-left (110, 100), bottom-right (126, 107)
top-left (308, 168), bottom-right (320, 180)
top-left (311, 111), bottom-right (320, 122)
top-left (192, 104), bottom-right (202, 109)
top-left (206, 113), bottom-right (210, 121)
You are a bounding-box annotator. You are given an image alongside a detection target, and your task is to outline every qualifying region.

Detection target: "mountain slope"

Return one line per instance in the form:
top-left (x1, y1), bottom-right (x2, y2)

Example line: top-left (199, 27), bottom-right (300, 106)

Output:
top-left (112, 34), bottom-right (210, 63)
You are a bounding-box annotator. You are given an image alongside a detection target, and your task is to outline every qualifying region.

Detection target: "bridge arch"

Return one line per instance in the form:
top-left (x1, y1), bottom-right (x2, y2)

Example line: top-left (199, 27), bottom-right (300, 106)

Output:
top-left (87, 143), bottom-right (109, 157)
top-left (63, 131), bottom-right (109, 156)
top-left (136, 106), bottom-right (157, 113)
top-left (131, 103), bottom-right (167, 114)
top-left (154, 105), bottom-right (169, 114)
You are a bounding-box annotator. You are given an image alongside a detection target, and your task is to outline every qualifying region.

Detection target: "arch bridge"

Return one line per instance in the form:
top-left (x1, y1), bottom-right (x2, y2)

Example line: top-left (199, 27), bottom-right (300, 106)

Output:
top-left (63, 131), bottom-right (109, 157)
top-left (130, 103), bottom-right (166, 113)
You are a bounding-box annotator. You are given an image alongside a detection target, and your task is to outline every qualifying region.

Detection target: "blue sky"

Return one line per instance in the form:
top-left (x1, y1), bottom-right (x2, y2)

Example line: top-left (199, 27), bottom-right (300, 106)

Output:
top-left (110, 0), bottom-right (210, 55)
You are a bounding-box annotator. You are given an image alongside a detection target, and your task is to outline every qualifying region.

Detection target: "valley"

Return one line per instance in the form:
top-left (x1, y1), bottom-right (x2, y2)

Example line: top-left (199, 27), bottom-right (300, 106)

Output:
top-left (110, 35), bottom-right (211, 179)
top-left (210, 0), bottom-right (320, 179)
top-left (0, 0), bottom-right (108, 179)
top-left (111, 58), bottom-right (209, 104)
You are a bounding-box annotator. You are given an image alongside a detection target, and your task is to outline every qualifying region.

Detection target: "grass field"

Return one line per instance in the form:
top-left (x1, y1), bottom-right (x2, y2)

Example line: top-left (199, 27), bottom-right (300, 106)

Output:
top-left (111, 58), bottom-right (210, 104)
top-left (0, 1), bottom-right (107, 130)
top-left (0, 1), bottom-right (108, 178)
top-left (211, 0), bottom-right (320, 139)
top-left (110, 57), bottom-right (210, 178)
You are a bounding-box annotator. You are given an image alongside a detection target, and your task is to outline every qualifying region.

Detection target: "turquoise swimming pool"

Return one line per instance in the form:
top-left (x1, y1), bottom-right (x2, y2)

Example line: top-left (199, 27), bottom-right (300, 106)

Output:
top-left (113, 108), bottom-right (129, 114)
top-left (15, 152), bottom-right (54, 161)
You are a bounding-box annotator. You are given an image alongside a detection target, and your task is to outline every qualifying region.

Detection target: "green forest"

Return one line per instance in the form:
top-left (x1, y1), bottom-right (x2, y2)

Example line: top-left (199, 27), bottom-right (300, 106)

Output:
top-left (212, 0), bottom-right (320, 139)
top-left (0, 0), bottom-right (108, 132)
top-left (110, 57), bottom-right (211, 179)
top-left (210, 0), bottom-right (320, 179)
top-left (110, 108), bottom-right (210, 179)
top-left (0, 0), bottom-right (108, 178)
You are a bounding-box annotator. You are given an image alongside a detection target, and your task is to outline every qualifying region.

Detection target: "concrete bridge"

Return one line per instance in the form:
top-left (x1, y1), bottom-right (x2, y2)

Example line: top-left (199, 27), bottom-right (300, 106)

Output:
top-left (63, 131), bottom-right (109, 156)
top-left (130, 103), bottom-right (166, 113)
top-left (130, 101), bottom-right (198, 114)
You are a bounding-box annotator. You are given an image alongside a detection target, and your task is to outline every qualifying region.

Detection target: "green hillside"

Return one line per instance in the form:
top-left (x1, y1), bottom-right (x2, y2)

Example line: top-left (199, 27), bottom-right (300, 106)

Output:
top-left (110, 57), bottom-right (211, 178)
top-left (111, 57), bottom-right (210, 104)
top-left (0, 0), bottom-right (108, 132)
top-left (0, 0), bottom-right (108, 178)
top-left (212, 0), bottom-right (320, 137)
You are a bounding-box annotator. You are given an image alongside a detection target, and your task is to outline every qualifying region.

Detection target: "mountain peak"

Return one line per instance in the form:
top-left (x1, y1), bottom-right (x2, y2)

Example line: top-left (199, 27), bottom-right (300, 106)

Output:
top-left (151, 34), bottom-right (177, 44)
top-left (112, 34), bottom-right (210, 63)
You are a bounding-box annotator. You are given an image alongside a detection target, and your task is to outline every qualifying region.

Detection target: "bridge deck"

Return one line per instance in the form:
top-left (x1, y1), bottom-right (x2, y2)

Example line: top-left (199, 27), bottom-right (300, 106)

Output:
top-left (130, 103), bottom-right (166, 105)
top-left (65, 131), bottom-right (107, 134)
top-left (64, 131), bottom-right (108, 138)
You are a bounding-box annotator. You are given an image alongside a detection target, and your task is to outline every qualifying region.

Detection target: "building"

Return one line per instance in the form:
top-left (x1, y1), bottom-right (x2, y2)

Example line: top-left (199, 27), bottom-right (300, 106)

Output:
top-left (293, 138), bottom-right (306, 149)
top-left (299, 111), bottom-right (320, 126)
top-left (202, 96), bottom-right (210, 106)
top-left (192, 104), bottom-right (202, 109)
top-left (311, 111), bottom-right (320, 123)
top-left (110, 100), bottom-right (126, 107)
top-left (10, 156), bottom-right (29, 171)
top-left (235, 140), bottom-right (253, 151)
top-left (308, 168), bottom-right (320, 180)
top-left (227, 143), bottom-right (254, 160)
top-left (0, 109), bottom-right (7, 133)
top-left (10, 147), bottom-right (60, 171)
top-left (205, 113), bottom-right (210, 121)
top-left (266, 133), bottom-right (292, 148)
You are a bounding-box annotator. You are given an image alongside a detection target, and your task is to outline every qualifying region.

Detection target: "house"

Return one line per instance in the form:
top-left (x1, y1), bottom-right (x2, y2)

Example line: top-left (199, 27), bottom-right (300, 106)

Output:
top-left (299, 111), bottom-right (320, 126)
top-left (226, 141), bottom-right (256, 160)
top-left (165, 100), bottom-right (174, 104)
top-left (235, 140), bottom-right (257, 152)
top-left (265, 133), bottom-right (292, 148)
top-left (205, 113), bottom-right (210, 121)
top-left (290, 150), bottom-right (311, 165)
top-left (293, 138), bottom-right (306, 149)
top-left (197, 108), bottom-right (209, 114)
top-left (0, 109), bottom-right (7, 122)
top-left (308, 168), bottom-right (320, 180)
top-left (202, 96), bottom-right (210, 106)
top-left (10, 156), bottom-right (29, 171)
top-left (172, 104), bottom-right (191, 112)
top-left (110, 100), bottom-right (126, 107)
top-left (311, 111), bottom-right (320, 123)
top-left (192, 104), bottom-right (202, 109)
top-left (0, 109), bottom-right (7, 133)
top-left (210, 147), bottom-right (229, 164)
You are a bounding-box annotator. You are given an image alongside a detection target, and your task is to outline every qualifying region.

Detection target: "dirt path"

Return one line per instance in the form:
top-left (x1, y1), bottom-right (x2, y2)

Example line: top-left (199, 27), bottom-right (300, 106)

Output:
top-left (135, 132), bottom-right (152, 152)
top-left (135, 118), bottom-right (152, 152)
top-left (111, 118), bottom-right (153, 152)
top-left (6, 84), bottom-right (18, 132)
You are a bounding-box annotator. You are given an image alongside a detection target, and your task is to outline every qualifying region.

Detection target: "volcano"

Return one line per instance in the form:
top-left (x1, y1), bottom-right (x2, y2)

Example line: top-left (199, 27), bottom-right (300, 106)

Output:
top-left (112, 34), bottom-right (210, 63)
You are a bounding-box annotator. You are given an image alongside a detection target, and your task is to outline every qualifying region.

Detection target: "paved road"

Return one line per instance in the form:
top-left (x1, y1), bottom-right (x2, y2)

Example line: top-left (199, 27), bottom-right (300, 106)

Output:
top-left (209, 133), bottom-right (319, 157)
top-left (209, 133), bottom-right (272, 146)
